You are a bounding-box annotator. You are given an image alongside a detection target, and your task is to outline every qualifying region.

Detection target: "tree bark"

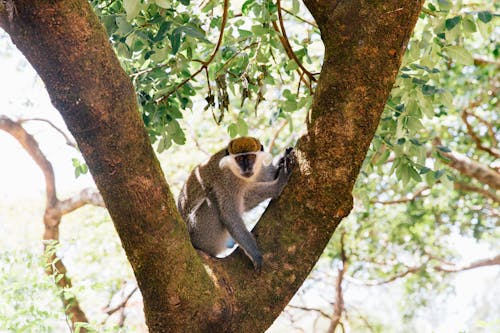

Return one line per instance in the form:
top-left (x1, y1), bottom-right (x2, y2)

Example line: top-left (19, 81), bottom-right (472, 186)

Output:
top-left (0, 0), bottom-right (423, 331)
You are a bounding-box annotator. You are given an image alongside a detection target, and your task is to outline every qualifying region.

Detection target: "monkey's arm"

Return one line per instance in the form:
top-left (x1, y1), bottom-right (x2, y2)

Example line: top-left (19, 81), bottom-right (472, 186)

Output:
top-left (217, 196), bottom-right (263, 270)
top-left (245, 148), bottom-right (295, 210)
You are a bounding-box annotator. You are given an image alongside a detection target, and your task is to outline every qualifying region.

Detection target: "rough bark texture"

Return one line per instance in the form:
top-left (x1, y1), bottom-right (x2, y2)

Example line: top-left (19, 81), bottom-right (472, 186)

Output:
top-left (0, 0), bottom-right (423, 331)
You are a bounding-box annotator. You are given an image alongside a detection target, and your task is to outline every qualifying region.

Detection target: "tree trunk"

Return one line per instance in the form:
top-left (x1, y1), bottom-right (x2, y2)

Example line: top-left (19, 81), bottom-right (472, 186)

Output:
top-left (0, 0), bottom-right (423, 331)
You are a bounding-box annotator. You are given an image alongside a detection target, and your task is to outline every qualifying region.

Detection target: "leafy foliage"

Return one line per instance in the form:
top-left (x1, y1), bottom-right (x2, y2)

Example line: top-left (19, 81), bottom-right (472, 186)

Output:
top-left (91, 0), bottom-right (319, 151)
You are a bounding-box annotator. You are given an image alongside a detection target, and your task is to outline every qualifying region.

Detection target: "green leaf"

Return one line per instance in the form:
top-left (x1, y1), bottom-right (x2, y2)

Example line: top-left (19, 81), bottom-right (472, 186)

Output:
top-left (437, 0), bottom-right (452, 11)
top-left (237, 117), bottom-right (249, 136)
top-left (419, 166), bottom-right (431, 174)
top-left (175, 26), bottom-right (210, 43)
top-left (251, 25), bottom-right (268, 36)
top-left (169, 31), bottom-right (181, 55)
top-left (445, 16), bottom-right (461, 30)
top-left (437, 145), bottom-right (451, 152)
top-left (228, 123), bottom-right (238, 138)
top-left (180, 0), bottom-right (190, 5)
top-left (123, 0), bottom-right (145, 21)
top-left (462, 17), bottom-right (476, 33)
top-left (440, 90), bottom-right (453, 109)
top-left (153, 21), bottom-right (172, 42)
top-left (237, 29), bottom-right (253, 38)
top-left (421, 84), bottom-right (436, 96)
top-left (242, 0), bottom-right (255, 14)
top-left (408, 165), bottom-right (422, 182)
top-left (155, 0), bottom-right (171, 8)
top-left (443, 46), bottom-right (474, 65)
top-left (477, 11), bottom-right (493, 23)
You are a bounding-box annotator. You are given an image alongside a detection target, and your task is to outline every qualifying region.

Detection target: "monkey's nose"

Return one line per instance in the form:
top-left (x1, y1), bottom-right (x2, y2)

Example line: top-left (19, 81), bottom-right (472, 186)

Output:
top-left (242, 171), bottom-right (254, 178)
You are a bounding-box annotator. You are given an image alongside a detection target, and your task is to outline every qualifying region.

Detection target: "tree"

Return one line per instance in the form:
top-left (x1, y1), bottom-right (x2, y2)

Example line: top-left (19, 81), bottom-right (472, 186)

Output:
top-left (0, 0), bottom-right (424, 331)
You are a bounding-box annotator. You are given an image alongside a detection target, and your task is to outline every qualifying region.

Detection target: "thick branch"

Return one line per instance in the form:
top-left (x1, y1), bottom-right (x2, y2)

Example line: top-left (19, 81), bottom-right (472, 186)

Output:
top-left (436, 143), bottom-right (500, 190)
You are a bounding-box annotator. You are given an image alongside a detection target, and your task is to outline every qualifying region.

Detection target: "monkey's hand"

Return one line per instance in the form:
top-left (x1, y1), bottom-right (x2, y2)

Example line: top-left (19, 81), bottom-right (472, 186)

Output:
top-left (277, 147), bottom-right (295, 179)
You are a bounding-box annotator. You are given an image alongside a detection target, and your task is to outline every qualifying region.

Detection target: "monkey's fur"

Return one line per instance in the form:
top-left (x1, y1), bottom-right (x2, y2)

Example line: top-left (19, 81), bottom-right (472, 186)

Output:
top-left (177, 137), bottom-right (294, 270)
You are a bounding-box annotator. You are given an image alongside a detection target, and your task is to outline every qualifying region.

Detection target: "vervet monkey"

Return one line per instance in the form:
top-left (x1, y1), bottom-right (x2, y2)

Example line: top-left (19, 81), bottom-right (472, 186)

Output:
top-left (177, 137), bottom-right (294, 270)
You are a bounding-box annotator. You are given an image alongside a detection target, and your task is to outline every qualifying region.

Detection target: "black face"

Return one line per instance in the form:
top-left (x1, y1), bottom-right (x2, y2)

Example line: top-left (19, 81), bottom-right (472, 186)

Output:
top-left (235, 153), bottom-right (256, 178)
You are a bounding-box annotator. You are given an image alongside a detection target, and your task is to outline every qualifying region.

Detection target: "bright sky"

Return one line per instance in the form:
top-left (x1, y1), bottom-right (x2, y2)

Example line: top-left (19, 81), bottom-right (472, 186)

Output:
top-left (0, 33), bottom-right (95, 200)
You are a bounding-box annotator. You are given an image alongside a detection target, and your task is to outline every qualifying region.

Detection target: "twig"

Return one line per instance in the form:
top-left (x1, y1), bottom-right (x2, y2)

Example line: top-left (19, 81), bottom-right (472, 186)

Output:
top-left (275, 0), bottom-right (316, 86)
top-left (345, 265), bottom-right (422, 286)
top-left (326, 232), bottom-right (347, 333)
top-left (103, 286), bottom-right (138, 316)
top-left (434, 254), bottom-right (500, 273)
top-left (454, 182), bottom-right (500, 204)
top-left (286, 304), bottom-right (332, 319)
top-left (267, 119), bottom-right (288, 152)
top-left (156, 0), bottom-right (229, 104)
top-left (281, 7), bottom-right (318, 28)
top-left (20, 117), bottom-right (77, 149)
top-left (373, 186), bottom-right (430, 205)
top-left (461, 110), bottom-right (500, 159)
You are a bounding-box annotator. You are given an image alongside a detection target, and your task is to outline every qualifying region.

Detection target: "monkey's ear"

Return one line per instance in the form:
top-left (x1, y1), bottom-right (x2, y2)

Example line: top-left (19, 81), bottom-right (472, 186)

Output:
top-left (260, 144), bottom-right (264, 151)
top-left (219, 155), bottom-right (232, 169)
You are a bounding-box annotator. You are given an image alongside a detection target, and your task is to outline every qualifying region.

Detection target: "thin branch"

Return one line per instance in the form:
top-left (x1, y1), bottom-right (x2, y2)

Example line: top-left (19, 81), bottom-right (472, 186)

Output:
top-left (281, 7), bottom-right (318, 28)
top-left (461, 110), bottom-right (500, 159)
top-left (103, 286), bottom-right (139, 316)
top-left (156, 0), bottom-right (229, 104)
top-left (20, 117), bottom-right (77, 149)
top-left (454, 182), bottom-right (500, 204)
top-left (346, 306), bottom-right (377, 333)
top-left (345, 265), bottom-right (422, 286)
top-left (57, 188), bottom-right (105, 215)
top-left (274, 0), bottom-right (316, 87)
top-left (277, 0), bottom-right (316, 84)
top-left (286, 304), bottom-right (332, 319)
top-left (473, 56), bottom-right (500, 67)
top-left (435, 254), bottom-right (500, 273)
top-left (327, 232), bottom-right (347, 333)
top-left (373, 186), bottom-right (430, 205)
top-left (267, 119), bottom-right (289, 152)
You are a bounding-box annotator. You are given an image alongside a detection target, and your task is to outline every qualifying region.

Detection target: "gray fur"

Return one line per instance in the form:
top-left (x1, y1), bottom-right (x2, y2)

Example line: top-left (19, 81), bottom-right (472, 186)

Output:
top-left (177, 146), bottom-right (293, 270)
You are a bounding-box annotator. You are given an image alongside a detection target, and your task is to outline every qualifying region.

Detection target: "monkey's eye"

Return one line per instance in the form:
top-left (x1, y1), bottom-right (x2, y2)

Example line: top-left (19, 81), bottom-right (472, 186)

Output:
top-left (234, 154), bottom-right (256, 166)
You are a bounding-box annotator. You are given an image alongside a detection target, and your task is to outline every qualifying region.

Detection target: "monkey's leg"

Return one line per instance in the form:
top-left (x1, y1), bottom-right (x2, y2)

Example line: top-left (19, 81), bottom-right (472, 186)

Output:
top-left (189, 198), bottom-right (231, 257)
top-left (219, 201), bottom-right (263, 270)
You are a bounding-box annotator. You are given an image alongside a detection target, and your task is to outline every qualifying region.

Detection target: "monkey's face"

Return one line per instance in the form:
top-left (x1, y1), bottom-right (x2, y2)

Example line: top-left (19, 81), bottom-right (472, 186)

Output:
top-left (234, 153), bottom-right (257, 178)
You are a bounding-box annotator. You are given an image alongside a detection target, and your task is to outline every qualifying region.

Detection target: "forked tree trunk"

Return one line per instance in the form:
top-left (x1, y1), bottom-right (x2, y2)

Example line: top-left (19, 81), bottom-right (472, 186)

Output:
top-left (0, 0), bottom-right (423, 331)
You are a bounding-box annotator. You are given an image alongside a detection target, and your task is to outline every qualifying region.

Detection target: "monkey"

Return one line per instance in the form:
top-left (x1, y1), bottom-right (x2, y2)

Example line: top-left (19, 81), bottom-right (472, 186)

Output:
top-left (177, 137), bottom-right (294, 270)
